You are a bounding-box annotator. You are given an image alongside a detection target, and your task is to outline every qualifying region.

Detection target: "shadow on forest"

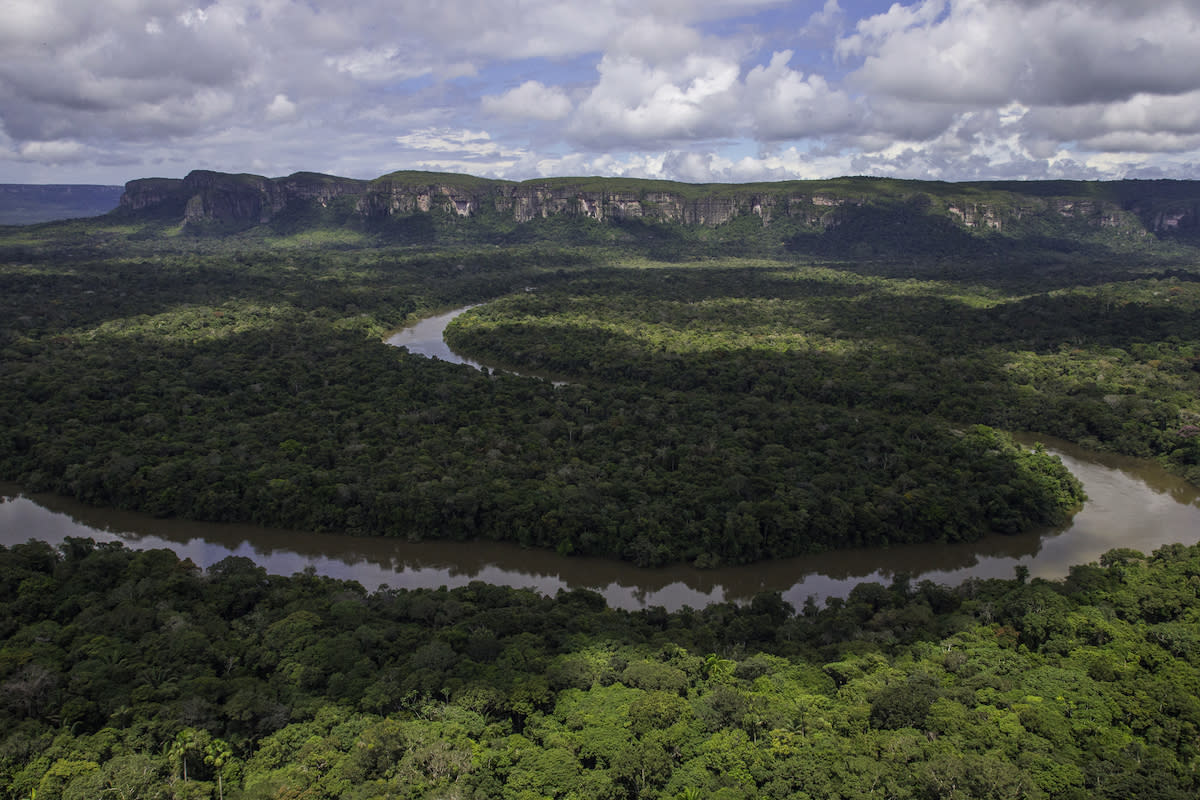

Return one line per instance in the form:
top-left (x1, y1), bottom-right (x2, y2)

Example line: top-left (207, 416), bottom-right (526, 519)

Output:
top-left (0, 246), bottom-right (605, 337)
top-left (4, 232), bottom-right (1197, 568)
top-left (532, 263), bottom-right (1200, 357)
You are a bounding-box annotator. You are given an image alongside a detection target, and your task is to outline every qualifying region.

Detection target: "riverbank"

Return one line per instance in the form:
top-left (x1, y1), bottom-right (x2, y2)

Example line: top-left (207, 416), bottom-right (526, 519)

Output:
top-left (5, 437), bottom-right (1198, 610)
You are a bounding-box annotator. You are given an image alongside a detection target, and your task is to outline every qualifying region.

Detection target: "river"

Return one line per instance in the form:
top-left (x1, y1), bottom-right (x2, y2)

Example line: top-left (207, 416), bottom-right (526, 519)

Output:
top-left (2, 309), bottom-right (1198, 611)
top-left (386, 306), bottom-right (565, 384)
top-left (385, 306), bottom-right (487, 368)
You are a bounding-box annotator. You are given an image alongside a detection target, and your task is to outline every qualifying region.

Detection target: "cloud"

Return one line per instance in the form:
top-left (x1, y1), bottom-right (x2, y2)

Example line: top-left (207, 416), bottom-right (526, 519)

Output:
top-left (505, 146), bottom-right (859, 185)
top-left (1021, 91), bottom-right (1200, 152)
top-left (743, 51), bottom-right (861, 138)
top-left (843, 0), bottom-right (1200, 107)
top-left (18, 138), bottom-right (90, 164)
top-left (327, 48), bottom-right (410, 81)
top-left (3, 1), bottom-right (768, 165)
top-left (659, 147), bottom-right (858, 182)
top-left (1081, 132), bottom-right (1200, 154)
top-left (836, 0), bottom-right (948, 55)
top-left (611, 16), bottom-right (706, 62)
top-left (481, 81), bottom-right (573, 121)
top-left (0, 0), bottom-right (256, 144)
top-left (569, 51), bottom-right (742, 146)
top-left (394, 128), bottom-right (529, 163)
top-left (1, 0), bottom-right (1199, 184)
top-left (265, 94), bottom-right (298, 121)
top-left (806, 0), bottom-right (843, 31)
top-left (567, 44), bottom-right (866, 148)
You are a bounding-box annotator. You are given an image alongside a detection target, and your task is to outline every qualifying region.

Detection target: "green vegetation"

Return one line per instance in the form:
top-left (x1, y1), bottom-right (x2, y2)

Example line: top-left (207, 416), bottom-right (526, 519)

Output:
top-left (5, 172), bottom-right (1200, 797)
top-left (446, 259), bottom-right (1200, 483)
top-left (3, 174), bottom-right (1200, 567)
top-left (5, 538), bottom-right (1200, 799)
top-left (372, 171), bottom-right (513, 190)
top-left (118, 169), bottom-right (1200, 257)
top-left (0, 218), bottom-right (1098, 566)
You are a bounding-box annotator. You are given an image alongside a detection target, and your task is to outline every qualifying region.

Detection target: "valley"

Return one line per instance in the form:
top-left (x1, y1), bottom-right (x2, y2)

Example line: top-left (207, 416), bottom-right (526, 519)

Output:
top-left (4, 170), bottom-right (1200, 799)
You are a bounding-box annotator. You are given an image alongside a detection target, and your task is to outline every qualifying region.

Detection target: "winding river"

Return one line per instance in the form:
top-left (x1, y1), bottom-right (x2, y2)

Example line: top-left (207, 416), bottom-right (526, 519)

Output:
top-left (2, 308), bottom-right (1198, 611)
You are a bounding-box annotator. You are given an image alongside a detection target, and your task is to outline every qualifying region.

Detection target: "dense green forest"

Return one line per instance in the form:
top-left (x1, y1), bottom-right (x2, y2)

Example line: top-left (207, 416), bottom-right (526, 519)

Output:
top-left (0, 220), bottom-right (1106, 565)
top-left (4, 174), bottom-right (1200, 797)
top-left (5, 537), bottom-right (1200, 799)
top-left (6, 178), bottom-right (1200, 563)
top-left (444, 258), bottom-right (1200, 482)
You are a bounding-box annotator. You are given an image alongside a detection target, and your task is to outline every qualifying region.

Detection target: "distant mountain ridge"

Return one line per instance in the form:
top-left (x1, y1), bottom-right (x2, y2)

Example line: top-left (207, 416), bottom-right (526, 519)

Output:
top-left (117, 169), bottom-right (1200, 255)
top-left (0, 184), bottom-right (124, 225)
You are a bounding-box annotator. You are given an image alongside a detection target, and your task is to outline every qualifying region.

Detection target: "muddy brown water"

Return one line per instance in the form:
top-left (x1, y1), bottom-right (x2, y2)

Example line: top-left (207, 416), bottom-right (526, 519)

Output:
top-left (3, 440), bottom-right (1199, 610)
top-left (2, 307), bottom-right (1197, 610)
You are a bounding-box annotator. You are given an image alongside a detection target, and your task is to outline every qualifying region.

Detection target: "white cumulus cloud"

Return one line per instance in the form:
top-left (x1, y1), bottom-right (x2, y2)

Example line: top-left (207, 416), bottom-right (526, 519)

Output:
top-left (395, 128), bottom-right (528, 161)
top-left (569, 52), bottom-right (742, 146)
top-left (266, 93), bottom-right (297, 121)
top-left (18, 138), bottom-right (89, 163)
top-left (743, 50), bottom-right (861, 139)
top-left (3, 0), bottom-right (1200, 183)
top-left (843, 0), bottom-right (1200, 107)
top-left (481, 81), bottom-right (573, 121)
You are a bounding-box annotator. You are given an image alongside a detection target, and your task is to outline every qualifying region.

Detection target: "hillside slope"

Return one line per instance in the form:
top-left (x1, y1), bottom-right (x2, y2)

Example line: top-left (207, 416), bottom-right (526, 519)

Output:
top-left (116, 170), bottom-right (1200, 256)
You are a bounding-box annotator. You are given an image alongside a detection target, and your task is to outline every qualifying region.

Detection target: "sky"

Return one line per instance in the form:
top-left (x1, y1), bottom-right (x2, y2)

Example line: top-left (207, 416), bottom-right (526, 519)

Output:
top-left (3, 0), bottom-right (1200, 186)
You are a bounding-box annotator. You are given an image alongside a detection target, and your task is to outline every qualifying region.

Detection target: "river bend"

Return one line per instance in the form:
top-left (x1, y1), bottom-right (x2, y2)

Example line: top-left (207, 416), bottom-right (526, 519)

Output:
top-left (2, 309), bottom-right (1198, 610)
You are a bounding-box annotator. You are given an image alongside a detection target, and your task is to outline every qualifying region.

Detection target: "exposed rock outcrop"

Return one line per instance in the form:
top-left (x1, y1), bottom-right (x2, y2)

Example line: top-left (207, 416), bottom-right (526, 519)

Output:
top-left (120, 178), bottom-right (186, 212)
top-left (360, 178), bottom-right (480, 218)
top-left (947, 203), bottom-right (1003, 231)
top-left (118, 169), bottom-right (1200, 246)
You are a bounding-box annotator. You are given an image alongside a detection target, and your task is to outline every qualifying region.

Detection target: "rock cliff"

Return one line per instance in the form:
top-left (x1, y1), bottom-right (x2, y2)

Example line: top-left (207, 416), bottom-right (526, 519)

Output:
top-left (119, 178), bottom-right (186, 212)
top-left (118, 170), bottom-right (1200, 245)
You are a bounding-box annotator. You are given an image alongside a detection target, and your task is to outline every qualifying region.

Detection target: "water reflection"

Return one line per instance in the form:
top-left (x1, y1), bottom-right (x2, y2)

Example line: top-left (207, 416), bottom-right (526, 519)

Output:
top-left (3, 436), bottom-right (1199, 611)
top-left (385, 305), bottom-right (566, 384)
top-left (385, 307), bottom-right (487, 368)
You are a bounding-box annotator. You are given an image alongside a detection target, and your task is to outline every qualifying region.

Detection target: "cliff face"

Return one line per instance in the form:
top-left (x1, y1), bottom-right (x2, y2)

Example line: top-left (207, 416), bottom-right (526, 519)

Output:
top-left (493, 186), bottom-right (764, 225)
top-left (181, 171), bottom-right (272, 224)
top-left (358, 178), bottom-right (480, 218)
top-left (121, 172), bottom-right (369, 227)
top-left (1145, 204), bottom-right (1200, 234)
top-left (120, 178), bottom-right (186, 211)
top-left (118, 170), bottom-right (1200, 244)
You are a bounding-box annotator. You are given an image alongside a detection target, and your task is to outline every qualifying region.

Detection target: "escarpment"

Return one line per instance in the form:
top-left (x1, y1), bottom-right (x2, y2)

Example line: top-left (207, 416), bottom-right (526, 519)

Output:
top-left (118, 170), bottom-right (1200, 246)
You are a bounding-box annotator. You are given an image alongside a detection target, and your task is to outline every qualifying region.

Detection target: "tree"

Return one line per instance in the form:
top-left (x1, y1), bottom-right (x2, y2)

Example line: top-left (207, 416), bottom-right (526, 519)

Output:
top-left (204, 738), bottom-right (233, 800)
top-left (166, 727), bottom-right (210, 784)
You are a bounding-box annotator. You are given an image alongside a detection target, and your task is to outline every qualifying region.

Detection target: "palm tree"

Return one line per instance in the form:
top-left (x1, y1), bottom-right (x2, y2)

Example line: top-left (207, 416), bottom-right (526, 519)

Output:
top-left (205, 738), bottom-right (233, 800)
